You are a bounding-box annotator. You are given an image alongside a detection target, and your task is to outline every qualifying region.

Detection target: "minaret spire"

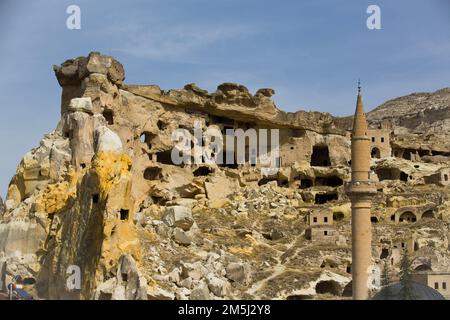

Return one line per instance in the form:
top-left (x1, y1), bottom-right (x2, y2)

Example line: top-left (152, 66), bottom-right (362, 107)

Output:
top-left (346, 82), bottom-right (377, 300)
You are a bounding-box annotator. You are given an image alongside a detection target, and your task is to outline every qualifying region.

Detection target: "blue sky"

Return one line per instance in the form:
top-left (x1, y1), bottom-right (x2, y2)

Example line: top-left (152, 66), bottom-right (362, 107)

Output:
top-left (0, 0), bottom-right (449, 197)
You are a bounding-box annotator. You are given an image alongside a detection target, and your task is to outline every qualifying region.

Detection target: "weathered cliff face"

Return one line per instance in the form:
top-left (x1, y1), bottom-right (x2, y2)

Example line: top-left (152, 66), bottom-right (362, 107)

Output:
top-left (0, 52), bottom-right (449, 300)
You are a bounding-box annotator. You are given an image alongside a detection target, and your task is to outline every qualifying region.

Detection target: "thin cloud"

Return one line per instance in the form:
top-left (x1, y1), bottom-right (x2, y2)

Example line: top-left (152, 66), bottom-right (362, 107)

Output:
top-left (109, 23), bottom-right (257, 62)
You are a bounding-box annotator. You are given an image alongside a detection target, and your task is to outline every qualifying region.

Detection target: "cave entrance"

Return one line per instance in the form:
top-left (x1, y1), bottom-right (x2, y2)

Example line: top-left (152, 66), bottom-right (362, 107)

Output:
top-left (371, 147), bottom-right (381, 159)
top-left (399, 211), bottom-right (416, 223)
top-left (156, 150), bottom-right (176, 165)
top-left (380, 248), bottom-right (389, 259)
top-left (311, 146), bottom-right (331, 167)
top-left (258, 177), bottom-right (277, 186)
top-left (103, 109), bottom-right (114, 125)
top-left (315, 176), bottom-right (343, 187)
top-left (120, 209), bottom-right (129, 221)
top-left (300, 179), bottom-right (313, 189)
top-left (376, 168), bottom-right (408, 182)
top-left (333, 212), bottom-right (344, 222)
top-left (140, 132), bottom-right (156, 149)
top-left (315, 193), bottom-right (338, 204)
top-left (144, 167), bottom-right (162, 180)
top-left (422, 210), bottom-right (434, 219)
top-left (277, 180), bottom-right (289, 188)
top-left (193, 166), bottom-right (213, 177)
top-left (315, 280), bottom-right (342, 296)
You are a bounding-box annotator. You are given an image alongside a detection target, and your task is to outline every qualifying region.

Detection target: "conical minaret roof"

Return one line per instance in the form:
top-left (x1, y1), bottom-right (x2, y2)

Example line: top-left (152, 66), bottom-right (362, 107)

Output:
top-left (352, 85), bottom-right (368, 137)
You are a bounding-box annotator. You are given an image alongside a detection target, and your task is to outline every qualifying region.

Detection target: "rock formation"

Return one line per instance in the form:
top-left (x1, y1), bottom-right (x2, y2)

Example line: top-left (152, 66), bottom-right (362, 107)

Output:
top-left (0, 52), bottom-right (449, 300)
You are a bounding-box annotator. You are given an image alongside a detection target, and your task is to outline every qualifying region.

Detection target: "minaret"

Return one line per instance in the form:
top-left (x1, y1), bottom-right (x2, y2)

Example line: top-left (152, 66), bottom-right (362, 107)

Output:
top-left (346, 81), bottom-right (377, 300)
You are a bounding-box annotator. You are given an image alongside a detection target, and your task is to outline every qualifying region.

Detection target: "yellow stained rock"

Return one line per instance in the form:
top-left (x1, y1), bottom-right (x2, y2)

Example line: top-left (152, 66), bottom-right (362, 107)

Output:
top-left (92, 151), bottom-right (132, 196)
top-left (35, 170), bottom-right (78, 214)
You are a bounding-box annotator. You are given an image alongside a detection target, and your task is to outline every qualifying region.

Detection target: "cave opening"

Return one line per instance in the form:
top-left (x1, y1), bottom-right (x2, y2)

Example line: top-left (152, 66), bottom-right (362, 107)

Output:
top-left (140, 132), bottom-right (156, 149)
top-left (315, 193), bottom-right (338, 204)
top-left (399, 211), bottom-right (416, 223)
top-left (371, 147), bottom-right (381, 159)
top-left (103, 109), bottom-right (114, 125)
top-left (144, 167), bottom-right (162, 180)
top-left (376, 168), bottom-right (408, 182)
top-left (156, 150), bottom-right (176, 165)
top-left (193, 166), bottom-right (213, 177)
top-left (157, 120), bottom-right (168, 130)
top-left (422, 210), bottom-right (434, 219)
top-left (315, 176), bottom-right (343, 187)
top-left (333, 212), bottom-right (345, 222)
top-left (380, 248), bottom-right (389, 259)
top-left (311, 145), bottom-right (331, 166)
top-left (120, 209), bottom-right (129, 221)
top-left (258, 177), bottom-right (277, 186)
top-left (315, 280), bottom-right (342, 296)
top-left (277, 180), bottom-right (289, 188)
top-left (300, 179), bottom-right (313, 189)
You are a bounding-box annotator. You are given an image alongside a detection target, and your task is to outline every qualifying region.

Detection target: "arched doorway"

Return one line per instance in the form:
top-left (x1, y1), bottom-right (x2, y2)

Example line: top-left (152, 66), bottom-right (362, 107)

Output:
top-left (371, 147), bottom-right (381, 159)
top-left (399, 211), bottom-right (416, 223)
top-left (422, 210), bottom-right (434, 219)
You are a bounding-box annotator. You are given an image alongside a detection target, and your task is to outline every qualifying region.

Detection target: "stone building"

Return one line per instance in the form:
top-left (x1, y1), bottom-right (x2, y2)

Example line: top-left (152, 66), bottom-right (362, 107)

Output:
top-left (307, 210), bottom-right (333, 226)
top-left (412, 272), bottom-right (450, 299)
top-left (367, 128), bottom-right (391, 159)
top-left (305, 226), bottom-right (338, 243)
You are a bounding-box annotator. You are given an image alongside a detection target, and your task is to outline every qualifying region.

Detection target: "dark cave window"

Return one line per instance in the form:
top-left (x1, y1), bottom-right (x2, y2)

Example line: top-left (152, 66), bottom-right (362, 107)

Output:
top-left (300, 179), bottom-right (313, 189)
top-left (380, 248), bottom-right (389, 259)
top-left (144, 167), bottom-right (162, 180)
top-left (193, 166), bottom-right (213, 177)
top-left (92, 194), bottom-right (99, 204)
top-left (333, 212), bottom-right (344, 222)
top-left (103, 109), bottom-right (114, 125)
top-left (315, 176), bottom-right (343, 187)
top-left (315, 193), bottom-right (338, 204)
top-left (156, 150), bottom-right (176, 165)
top-left (311, 145), bottom-right (331, 166)
top-left (371, 147), bottom-right (381, 159)
top-left (120, 209), bottom-right (129, 221)
top-left (157, 120), bottom-right (168, 130)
